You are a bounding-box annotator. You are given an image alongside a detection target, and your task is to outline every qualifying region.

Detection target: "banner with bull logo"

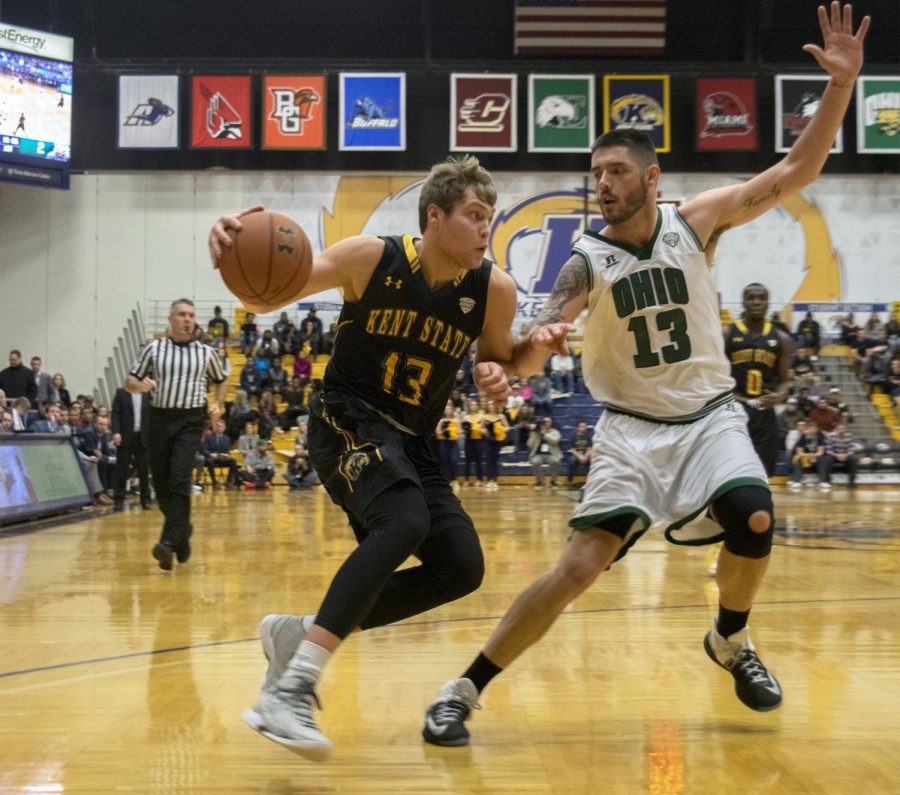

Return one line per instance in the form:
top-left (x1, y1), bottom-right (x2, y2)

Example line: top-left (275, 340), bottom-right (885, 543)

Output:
top-left (856, 76), bottom-right (900, 154)
top-left (262, 75), bottom-right (326, 150)
top-left (775, 75), bottom-right (842, 154)
top-left (603, 74), bottom-right (670, 153)
top-left (191, 75), bottom-right (252, 149)
top-left (339, 73), bottom-right (405, 151)
top-left (695, 78), bottom-right (758, 151)
top-left (527, 74), bottom-right (594, 153)
top-left (450, 74), bottom-right (517, 152)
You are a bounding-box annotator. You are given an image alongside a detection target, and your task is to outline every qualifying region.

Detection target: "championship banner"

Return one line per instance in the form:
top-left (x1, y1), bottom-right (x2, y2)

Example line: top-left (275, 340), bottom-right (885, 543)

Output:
top-left (191, 75), bottom-right (252, 149)
top-left (775, 75), bottom-right (842, 154)
top-left (450, 74), bottom-right (517, 152)
top-left (263, 75), bottom-right (326, 150)
top-left (856, 76), bottom-right (900, 154)
top-left (117, 75), bottom-right (179, 149)
top-left (695, 78), bottom-right (758, 151)
top-left (339, 73), bottom-right (405, 151)
top-left (603, 74), bottom-right (670, 153)
top-left (527, 74), bottom-right (594, 153)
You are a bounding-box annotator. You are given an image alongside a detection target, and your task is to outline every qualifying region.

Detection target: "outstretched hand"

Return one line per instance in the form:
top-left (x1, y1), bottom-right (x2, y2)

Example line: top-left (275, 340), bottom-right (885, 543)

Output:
top-left (208, 205), bottom-right (265, 265)
top-left (802, 2), bottom-right (870, 87)
top-left (530, 322), bottom-right (577, 356)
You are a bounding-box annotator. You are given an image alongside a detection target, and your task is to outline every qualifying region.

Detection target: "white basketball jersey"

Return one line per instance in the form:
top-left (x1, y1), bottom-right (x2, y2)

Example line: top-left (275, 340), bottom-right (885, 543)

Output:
top-left (574, 204), bottom-right (734, 421)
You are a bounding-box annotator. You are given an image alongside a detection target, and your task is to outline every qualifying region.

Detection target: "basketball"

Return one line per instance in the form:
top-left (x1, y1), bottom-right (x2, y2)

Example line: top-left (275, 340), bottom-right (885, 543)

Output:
top-left (217, 211), bottom-right (312, 312)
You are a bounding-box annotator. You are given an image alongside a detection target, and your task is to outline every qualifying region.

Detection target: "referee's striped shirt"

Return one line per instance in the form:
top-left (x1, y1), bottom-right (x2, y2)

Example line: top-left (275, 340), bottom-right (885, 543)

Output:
top-left (130, 337), bottom-right (225, 409)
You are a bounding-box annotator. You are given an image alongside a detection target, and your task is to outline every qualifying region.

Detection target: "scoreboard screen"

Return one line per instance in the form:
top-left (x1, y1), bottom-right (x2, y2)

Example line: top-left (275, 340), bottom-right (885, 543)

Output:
top-left (0, 23), bottom-right (73, 189)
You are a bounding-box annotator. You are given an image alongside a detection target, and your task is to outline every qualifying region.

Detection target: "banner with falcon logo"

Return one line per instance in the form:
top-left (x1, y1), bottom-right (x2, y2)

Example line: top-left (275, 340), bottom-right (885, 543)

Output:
top-left (263, 75), bottom-right (326, 150)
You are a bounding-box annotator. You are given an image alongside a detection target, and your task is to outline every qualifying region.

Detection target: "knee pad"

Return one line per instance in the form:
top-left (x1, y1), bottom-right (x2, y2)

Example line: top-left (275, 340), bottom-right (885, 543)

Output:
top-left (713, 485), bottom-right (774, 559)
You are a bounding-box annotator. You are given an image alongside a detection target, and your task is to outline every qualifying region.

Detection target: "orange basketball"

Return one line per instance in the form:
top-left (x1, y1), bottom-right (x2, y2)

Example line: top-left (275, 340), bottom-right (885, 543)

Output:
top-left (217, 211), bottom-right (312, 312)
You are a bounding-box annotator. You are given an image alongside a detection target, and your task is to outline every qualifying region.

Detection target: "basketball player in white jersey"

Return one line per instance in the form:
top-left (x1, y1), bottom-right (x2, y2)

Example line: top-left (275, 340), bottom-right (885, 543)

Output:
top-left (423, 2), bottom-right (869, 745)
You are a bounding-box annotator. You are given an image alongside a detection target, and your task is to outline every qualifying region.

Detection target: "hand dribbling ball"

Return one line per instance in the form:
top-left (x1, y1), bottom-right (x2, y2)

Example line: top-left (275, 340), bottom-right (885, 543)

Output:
top-left (217, 211), bottom-right (312, 311)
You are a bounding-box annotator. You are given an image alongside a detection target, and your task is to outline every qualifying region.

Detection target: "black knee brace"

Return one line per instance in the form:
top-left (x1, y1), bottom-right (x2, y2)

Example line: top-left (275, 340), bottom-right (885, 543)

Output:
top-left (713, 485), bottom-right (774, 559)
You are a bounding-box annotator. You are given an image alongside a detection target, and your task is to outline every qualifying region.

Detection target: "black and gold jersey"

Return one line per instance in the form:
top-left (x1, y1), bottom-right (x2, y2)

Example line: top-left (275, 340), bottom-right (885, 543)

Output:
top-left (323, 235), bottom-right (492, 436)
top-left (725, 319), bottom-right (782, 399)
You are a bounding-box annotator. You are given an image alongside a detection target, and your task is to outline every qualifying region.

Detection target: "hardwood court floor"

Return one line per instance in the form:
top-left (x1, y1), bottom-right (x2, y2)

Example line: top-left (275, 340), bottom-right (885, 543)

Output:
top-left (1, 484), bottom-right (898, 794)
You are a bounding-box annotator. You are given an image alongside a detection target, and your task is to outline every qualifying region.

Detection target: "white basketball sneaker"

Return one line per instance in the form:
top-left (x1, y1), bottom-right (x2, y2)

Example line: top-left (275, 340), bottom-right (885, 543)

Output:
top-left (259, 614), bottom-right (309, 692)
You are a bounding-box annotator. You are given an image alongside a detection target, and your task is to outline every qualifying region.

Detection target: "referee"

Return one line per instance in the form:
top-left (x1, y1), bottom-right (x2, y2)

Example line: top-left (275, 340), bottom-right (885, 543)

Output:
top-left (126, 298), bottom-right (225, 570)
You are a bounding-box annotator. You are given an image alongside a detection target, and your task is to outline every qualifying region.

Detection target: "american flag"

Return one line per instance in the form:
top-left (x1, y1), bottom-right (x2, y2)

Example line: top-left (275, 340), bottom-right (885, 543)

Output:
top-left (515, 0), bottom-right (667, 56)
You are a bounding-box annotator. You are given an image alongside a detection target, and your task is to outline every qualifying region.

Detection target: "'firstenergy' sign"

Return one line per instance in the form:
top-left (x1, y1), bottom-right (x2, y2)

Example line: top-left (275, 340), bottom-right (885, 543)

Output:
top-left (0, 22), bottom-right (73, 61)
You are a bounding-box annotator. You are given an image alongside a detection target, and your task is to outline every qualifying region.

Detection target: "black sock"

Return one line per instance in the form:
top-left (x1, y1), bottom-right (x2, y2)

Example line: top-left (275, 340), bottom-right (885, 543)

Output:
top-left (462, 652), bottom-right (504, 694)
top-left (716, 605), bottom-right (750, 639)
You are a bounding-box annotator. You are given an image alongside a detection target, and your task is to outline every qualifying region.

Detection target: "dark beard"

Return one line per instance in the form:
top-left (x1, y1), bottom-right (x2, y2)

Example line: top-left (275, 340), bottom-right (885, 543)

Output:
top-left (600, 178), bottom-right (647, 224)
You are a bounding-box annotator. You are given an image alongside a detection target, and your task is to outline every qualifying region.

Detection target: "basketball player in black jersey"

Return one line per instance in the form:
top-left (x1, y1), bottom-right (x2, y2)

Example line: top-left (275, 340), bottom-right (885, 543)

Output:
top-left (725, 283), bottom-right (793, 476)
top-left (209, 156), bottom-right (529, 761)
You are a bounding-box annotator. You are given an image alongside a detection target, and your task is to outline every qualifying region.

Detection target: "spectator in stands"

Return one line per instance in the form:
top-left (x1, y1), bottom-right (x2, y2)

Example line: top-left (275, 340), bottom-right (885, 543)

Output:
top-left (461, 397), bottom-right (486, 488)
top-left (320, 322), bottom-right (338, 356)
top-left (0, 410), bottom-right (12, 434)
top-left (254, 329), bottom-right (280, 362)
top-left (528, 415), bottom-right (562, 490)
top-left (202, 418), bottom-right (240, 487)
top-left (482, 398), bottom-right (510, 492)
top-left (280, 377), bottom-right (308, 430)
top-left (0, 389), bottom-right (6, 413)
top-left (293, 319), bottom-right (322, 360)
top-left (240, 354), bottom-right (263, 401)
top-left (514, 403), bottom-right (535, 452)
top-left (549, 351), bottom-right (575, 395)
top-left (268, 356), bottom-right (289, 397)
top-left (796, 312), bottom-right (821, 358)
top-left (504, 378), bottom-right (526, 421)
top-left (76, 414), bottom-right (116, 493)
top-left (226, 390), bottom-right (259, 442)
top-left (889, 357), bottom-right (900, 408)
top-left (240, 312), bottom-right (259, 355)
top-left (257, 390), bottom-right (279, 439)
top-left (825, 387), bottom-right (852, 424)
top-left (284, 442), bottom-right (318, 490)
top-left (57, 406), bottom-right (73, 436)
top-left (862, 312), bottom-right (885, 340)
top-left (301, 307), bottom-right (324, 338)
top-left (294, 418), bottom-right (309, 448)
top-left (529, 373), bottom-right (553, 418)
top-left (776, 397), bottom-right (804, 452)
top-left (241, 439), bottom-right (276, 490)
top-left (823, 422), bottom-right (858, 489)
top-left (30, 356), bottom-right (56, 409)
top-left (207, 306), bottom-right (230, 347)
top-left (273, 311), bottom-right (295, 355)
top-left (52, 374), bottom-right (71, 408)
top-left (0, 350), bottom-right (36, 405)
top-left (840, 313), bottom-right (861, 349)
top-left (10, 397), bottom-right (34, 432)
top-left (460, 348), bottom-right (477, 395)
top-left (435, 401), bottom-right (461, 492)
top-left (293, 348), bottom-right (312, 381)
top-left (771, 311), bottom-right (792, 338)
top-left (238, 421), bottom-right (260, 456)
top-left (565, 421), bottom-right (593, 489)
top-left (213, 347), bottom-right (231, 407)
top-left (449, 387), bottom-right (466, 413)
top-left (789, 420), bottom-right (827, 492)
top-left (808, 396), bottom-right (839, 433)
top-left (29, 401), bottom-right (63, 433)
top-left (862, 335), bottom-right (891, 392)
top-left (791, 346), bottom-right (816, 379)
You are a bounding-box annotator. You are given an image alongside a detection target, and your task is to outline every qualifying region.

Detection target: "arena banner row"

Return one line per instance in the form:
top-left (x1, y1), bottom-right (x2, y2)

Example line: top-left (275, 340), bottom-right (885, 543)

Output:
top-left (116, 73), bottom-right (900, 155)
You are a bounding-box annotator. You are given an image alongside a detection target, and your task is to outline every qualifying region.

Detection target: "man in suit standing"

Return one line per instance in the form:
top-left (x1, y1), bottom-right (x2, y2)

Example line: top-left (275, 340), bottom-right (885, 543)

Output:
top-left (110, 386), bottom-right (151, 511)
top-left (0, 350), bottom-right (36, 405)
top-left (30, 356), bottom-right (57, 409)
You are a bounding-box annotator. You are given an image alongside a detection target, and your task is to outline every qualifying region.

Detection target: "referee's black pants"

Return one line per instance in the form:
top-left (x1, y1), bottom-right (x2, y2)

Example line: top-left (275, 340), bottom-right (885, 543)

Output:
top-left (148, 407), bottom-right (205, 550)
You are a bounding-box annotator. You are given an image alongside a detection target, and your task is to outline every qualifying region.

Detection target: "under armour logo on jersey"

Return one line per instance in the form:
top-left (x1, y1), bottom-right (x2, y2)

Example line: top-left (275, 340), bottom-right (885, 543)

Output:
top-left (662, 232), bottom-right (679, 247)
top-left (605, 254), bottom-right (620, 267)
top-left (459, 297), bottom-right (475, 314)
top-left (384, 277), bottom-right (402, 289)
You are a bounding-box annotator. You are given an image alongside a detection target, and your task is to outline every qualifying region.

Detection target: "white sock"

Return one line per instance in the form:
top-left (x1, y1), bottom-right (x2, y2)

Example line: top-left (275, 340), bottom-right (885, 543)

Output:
top-left (281, 639), bottom-right (331, 686)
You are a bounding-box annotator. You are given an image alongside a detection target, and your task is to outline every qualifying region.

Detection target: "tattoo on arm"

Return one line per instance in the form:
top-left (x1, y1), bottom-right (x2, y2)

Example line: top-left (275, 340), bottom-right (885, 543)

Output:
top-left (534, 254), bottom-right (589, 325)
top-left (742, 184), bottom-right (781, 212)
